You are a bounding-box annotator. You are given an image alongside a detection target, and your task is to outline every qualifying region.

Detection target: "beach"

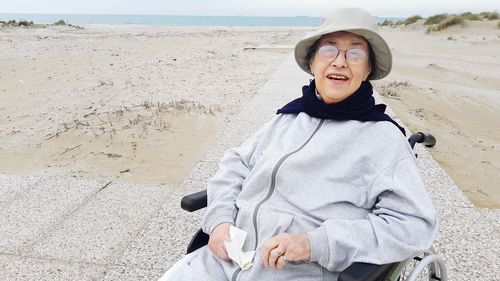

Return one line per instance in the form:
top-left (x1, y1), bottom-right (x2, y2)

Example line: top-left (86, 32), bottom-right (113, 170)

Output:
top-left (0, 25), bottom-right (311, 186)
top-left (0, 21), bottom-right (498, 208)
top-left (374, 20), bottom-right (500, 208)
top-left (0, 20), bottom-right (499, 280)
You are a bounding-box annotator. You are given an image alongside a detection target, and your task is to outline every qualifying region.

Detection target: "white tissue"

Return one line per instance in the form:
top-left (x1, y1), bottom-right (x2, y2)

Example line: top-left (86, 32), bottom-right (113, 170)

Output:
top-left (224, 226), bottom-right (256, 270)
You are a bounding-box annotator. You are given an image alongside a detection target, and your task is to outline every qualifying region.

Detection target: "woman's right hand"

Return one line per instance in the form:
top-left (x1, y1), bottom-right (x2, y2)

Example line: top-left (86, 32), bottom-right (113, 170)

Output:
top-left (208, 222), bottom-right (232, 260)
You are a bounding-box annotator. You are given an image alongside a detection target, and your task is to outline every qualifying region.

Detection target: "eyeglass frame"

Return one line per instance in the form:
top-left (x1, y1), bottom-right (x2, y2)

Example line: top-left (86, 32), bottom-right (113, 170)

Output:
top-left (305, 38), bottom-right (375, 73)
top-left (316, 44), bottom-right (369, 65)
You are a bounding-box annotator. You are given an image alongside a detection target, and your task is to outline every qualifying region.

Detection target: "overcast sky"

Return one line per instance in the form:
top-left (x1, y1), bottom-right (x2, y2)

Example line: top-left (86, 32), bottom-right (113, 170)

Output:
top-left (1, 0), bottom-right (498, 17)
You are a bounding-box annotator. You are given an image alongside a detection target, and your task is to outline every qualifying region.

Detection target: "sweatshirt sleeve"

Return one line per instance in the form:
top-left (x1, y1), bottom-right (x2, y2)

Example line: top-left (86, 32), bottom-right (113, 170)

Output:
top-left (201, 120), bottom-right (274, 235)
top-left (307, 156), bottom-right (438, 272)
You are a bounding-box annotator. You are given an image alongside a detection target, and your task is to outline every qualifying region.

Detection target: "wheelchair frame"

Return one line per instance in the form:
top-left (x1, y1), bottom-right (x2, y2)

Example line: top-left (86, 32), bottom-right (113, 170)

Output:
top-left (180, 132), bottom-right (447, 281)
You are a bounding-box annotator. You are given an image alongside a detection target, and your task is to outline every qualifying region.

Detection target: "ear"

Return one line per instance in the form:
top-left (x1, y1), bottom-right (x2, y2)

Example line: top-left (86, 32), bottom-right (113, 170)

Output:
top-left (363, 63), bottom-right (372, 81)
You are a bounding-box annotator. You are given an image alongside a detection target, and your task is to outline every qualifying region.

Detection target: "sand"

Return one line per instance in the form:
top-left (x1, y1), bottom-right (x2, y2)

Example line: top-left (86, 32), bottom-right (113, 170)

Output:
top-left (0, 25), bottom-right (310, 187)
top-left (373, 20), bottom-right (500, 208)
top-left (0, 20), bottom-right (498, 208)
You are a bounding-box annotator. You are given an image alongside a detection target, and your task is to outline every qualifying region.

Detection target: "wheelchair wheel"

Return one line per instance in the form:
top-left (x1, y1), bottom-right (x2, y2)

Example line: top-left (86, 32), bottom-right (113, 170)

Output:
top-left (387, 249), bottom-right (448, 281)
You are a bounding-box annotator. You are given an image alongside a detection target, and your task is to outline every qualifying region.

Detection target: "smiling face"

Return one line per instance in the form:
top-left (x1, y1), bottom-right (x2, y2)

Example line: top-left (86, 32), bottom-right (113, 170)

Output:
top-left (309, 31), bottom-right (372, 104)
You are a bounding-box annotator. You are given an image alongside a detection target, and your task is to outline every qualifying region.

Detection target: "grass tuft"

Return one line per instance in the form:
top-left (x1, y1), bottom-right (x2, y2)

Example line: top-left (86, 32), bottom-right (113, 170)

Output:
top-left (427, 15), bottom-right (465, 33)
top-left (460, 12), bottom-right (481, 21)
top-left (379, 19), bottom-right (393, 26)
top-left (436, 16), bottom-right (465, 31)
top-left (404, 15), bottom-right (423, 25)
top-left (54, 20), bottom-right (66, 26)
top-left (479, 12), bottom-right (499, 20)
top-left (488, 12), bottom-right (499, 20)
top-left (424, 14), bottom-right (448, 25)
top-left (18, 20), bottom-right (34, 27)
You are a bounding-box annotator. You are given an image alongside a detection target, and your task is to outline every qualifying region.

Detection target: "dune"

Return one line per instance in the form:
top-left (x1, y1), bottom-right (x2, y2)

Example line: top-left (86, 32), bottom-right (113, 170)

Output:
top-left (374, 20), bottom-right (500, 208)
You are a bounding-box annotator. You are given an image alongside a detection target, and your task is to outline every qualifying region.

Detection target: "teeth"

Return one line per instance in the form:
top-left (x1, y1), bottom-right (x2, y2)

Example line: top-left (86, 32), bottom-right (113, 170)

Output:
top-left (328, 74), bottom-right (348, 80)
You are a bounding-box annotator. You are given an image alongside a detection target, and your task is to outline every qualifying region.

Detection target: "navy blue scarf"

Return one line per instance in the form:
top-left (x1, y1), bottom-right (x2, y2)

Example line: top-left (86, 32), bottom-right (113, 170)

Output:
top-left (277, 80), bottom-right (405, 135)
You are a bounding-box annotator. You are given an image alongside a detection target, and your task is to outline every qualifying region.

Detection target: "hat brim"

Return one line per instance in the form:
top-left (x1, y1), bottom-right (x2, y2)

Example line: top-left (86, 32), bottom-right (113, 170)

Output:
top-left (294, 28), bottom-right (392, 80)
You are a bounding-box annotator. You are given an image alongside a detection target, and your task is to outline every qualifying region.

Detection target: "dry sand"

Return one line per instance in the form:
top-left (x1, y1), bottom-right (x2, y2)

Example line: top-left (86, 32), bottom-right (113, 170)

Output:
top-left (0, 25), bottom-right (310, 186)
top-left (0, 20), bottom-right (498, 208)
top-left (374, 20), bottom-right (500, 208)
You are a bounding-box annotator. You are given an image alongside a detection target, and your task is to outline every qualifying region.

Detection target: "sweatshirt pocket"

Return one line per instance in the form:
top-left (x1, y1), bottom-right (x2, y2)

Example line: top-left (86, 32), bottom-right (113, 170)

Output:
top-left (257, 209), bottom-right (294, 240)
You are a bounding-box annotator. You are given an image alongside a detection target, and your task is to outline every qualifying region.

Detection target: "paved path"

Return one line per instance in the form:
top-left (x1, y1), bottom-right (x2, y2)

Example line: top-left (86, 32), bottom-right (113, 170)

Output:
top-left (1, 54), bottom-right (498, 280)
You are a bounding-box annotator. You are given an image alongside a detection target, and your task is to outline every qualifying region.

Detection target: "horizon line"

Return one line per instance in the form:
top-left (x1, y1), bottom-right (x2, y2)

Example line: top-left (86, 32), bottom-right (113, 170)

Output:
top-left (0, 12), bottom-right (412, 19)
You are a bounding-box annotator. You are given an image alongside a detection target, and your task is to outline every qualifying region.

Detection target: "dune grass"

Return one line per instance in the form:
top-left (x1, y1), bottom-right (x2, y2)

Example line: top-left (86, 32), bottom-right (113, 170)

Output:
top-left (424, 14), bottom-right (448, 25)
top-left (378, 15), bottom-right (421, 28)
top-left (379, 19), bottom-right (393, 26)
top-left (377, 11), bottom-right (499, 33)
top-left (479, 12), bottom-right (499, 20)
top-left (404, 15), bottom-right (423, 25)
top-left (460, 12), bottom-right (481, 21)
top-left (426, 15), bottom-right (465, 33)
top-left (424, 11), bottom-right (498, 33)
top-left (0, 19), bottom-right (83, 29)
top-left (436, 16), bottom-right (465, 30)
top-left (0, 20), bottom-right (35, 27)
top-left (54, 20), bottom-right (66, 26)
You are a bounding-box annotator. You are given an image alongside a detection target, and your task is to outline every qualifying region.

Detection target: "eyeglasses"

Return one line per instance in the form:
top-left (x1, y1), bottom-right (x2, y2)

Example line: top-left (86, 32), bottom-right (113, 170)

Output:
top-left (317, 45), bottom-right (368, 65)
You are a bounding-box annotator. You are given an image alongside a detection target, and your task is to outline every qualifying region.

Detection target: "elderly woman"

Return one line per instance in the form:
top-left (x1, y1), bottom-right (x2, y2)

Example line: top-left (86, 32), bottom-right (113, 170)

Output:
top-left (161, 7), bottom-right (437, 281)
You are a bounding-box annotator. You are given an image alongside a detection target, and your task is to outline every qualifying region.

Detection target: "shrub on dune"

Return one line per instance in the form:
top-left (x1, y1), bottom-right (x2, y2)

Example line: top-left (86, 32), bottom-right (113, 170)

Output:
top-left (404, 15), bottom-right (423, 25)
top-left (479, 12), bottom-right (499, 20)
top-left (460, 12), bottom-right (481, 21)
top-left (424, 14), bottom-right (448, 25)
top-left (436, 16), bottom-right (465, 31)
top-left (427, 15), bottom-right (465, 33)
top-left (0, 20), bottom-right (35, 27)
top-left (18, 21), bottom-right (34, 27)
top-left (54, 20), bottom-right (66, 26)
top-left (487, 12), bottom-right (499, 20)
top-left (379, 19), bottom-right (393, 26)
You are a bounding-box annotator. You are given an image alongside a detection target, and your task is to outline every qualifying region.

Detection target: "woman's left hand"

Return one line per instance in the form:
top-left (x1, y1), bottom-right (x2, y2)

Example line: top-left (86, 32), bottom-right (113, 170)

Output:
top-left (260, 233), bottom-right (311, 270)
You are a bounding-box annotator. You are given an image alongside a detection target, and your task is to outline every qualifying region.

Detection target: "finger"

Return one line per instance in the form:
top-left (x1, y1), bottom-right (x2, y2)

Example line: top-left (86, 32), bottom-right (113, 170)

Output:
top-left (261, 240), bottom-right (279, 267)
top-left (276, 255), bottom-right (287, 270)
top-left (219, 247), bottom-right (230, 260)
top-left (269, 248), bottom-right (284, 269)
top-left (219, 239), bottom-right (231, 260)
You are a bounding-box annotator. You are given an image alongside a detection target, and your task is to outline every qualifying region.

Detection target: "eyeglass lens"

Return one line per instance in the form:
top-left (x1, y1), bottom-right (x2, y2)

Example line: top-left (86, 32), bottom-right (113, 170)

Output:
top-left (318, 45), bottom-right (367, 64)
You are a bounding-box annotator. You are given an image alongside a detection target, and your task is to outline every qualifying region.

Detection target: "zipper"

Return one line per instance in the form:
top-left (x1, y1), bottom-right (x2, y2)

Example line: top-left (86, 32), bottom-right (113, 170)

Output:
top-left (231, 119), bottom-right (324, 281)
top-left (231, 268), bottom-right (242, 281)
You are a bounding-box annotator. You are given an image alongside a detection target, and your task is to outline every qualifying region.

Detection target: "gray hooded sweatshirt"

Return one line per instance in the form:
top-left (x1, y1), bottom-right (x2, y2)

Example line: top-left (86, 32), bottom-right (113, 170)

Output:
top-left (200, 112), bottom-right (437, 281)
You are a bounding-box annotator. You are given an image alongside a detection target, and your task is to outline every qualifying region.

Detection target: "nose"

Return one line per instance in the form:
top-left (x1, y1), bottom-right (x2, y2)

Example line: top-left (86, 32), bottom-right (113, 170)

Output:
top-left (332, 50), bottom-right (347, 68)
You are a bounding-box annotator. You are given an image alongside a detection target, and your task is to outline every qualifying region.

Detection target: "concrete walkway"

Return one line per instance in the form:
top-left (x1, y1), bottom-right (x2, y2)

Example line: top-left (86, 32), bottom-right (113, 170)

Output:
top-left (1, 54), bottom-right (498, 280)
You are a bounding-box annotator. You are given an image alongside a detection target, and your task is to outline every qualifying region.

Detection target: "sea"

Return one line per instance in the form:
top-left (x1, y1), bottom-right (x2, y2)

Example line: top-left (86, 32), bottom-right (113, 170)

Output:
top-left (0, 14), bottom-right (404, 27)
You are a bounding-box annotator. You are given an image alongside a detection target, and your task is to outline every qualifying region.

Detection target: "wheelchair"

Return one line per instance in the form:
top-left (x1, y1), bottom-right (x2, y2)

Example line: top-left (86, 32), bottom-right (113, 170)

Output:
top-left (180, 132), bottom-right (448, 281)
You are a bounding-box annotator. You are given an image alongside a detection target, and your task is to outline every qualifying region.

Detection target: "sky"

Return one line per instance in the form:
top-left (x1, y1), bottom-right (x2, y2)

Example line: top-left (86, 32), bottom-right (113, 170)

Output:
top-left (0, 0), bottom-right (498, 17)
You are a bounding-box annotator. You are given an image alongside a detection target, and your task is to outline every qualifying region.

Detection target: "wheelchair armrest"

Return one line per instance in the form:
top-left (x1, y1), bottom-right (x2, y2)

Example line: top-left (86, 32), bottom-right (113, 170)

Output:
top-left (187, 228), bottom-right (210, 254)
top-left (181, 190), bottom-right (208, 212)
top-left (338, 262), bottom-right (398, 281)
top-left (408, 132), bottom-right (436, 149)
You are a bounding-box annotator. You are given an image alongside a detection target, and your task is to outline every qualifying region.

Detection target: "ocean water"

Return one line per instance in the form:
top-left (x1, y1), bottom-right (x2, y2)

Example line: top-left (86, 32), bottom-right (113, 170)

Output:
top-left (0, 13), bottom-right (404, 27)
top-left (0, 14), bottom-right (323, 26)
